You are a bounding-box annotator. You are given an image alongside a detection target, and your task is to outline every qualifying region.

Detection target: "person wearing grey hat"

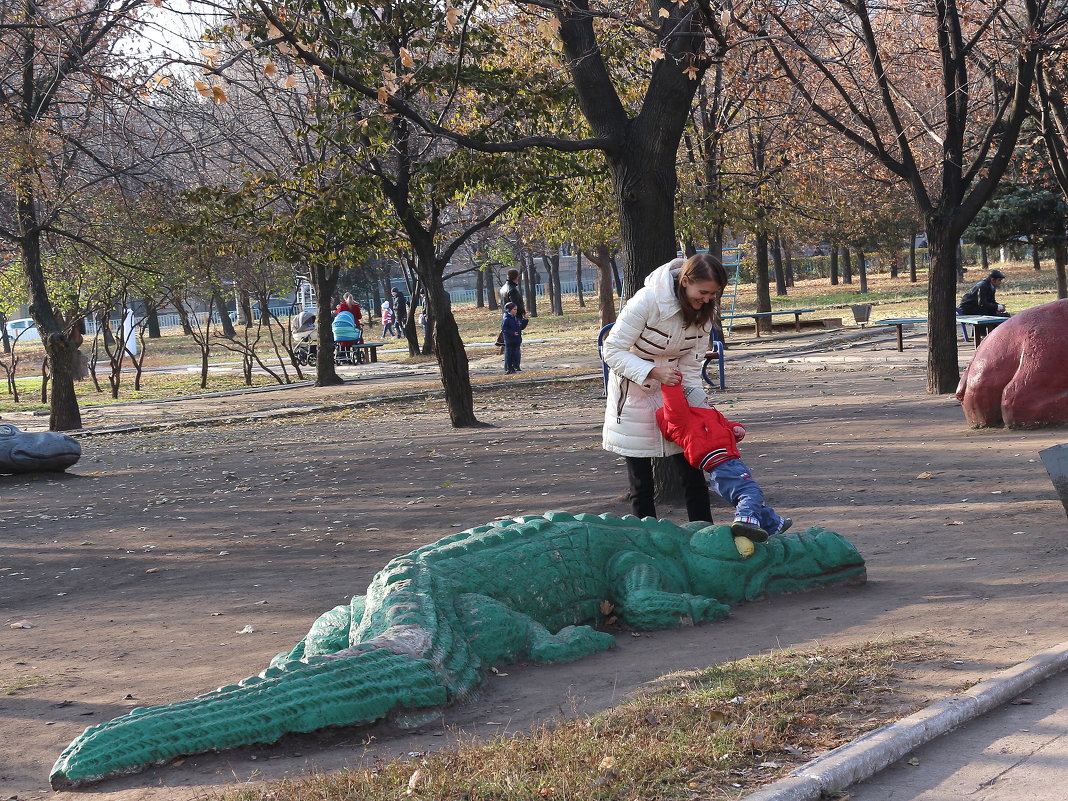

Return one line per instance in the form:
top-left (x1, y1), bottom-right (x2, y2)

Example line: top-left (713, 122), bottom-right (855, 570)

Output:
top-left (959, 269), bottom-right (1009, 316)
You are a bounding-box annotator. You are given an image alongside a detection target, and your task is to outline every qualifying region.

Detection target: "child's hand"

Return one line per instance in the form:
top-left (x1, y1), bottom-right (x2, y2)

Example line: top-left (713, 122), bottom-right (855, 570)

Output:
top-left (732, 425), bottom-right (746, 442)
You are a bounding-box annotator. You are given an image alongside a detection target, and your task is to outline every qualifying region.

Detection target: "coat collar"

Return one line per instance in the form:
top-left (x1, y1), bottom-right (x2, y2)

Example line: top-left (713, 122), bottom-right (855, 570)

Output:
top-left (645, 258), bottom-right (686, 318)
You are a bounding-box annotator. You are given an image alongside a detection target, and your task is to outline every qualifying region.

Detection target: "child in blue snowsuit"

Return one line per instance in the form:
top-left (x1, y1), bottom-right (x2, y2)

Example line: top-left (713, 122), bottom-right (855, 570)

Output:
top-left (501, 302), bottom-right (528, 373)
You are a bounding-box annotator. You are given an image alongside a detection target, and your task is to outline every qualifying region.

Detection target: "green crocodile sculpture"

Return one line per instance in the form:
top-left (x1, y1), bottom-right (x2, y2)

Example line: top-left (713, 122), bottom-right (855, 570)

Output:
top-left (50, 511), bottom-right (865, 788)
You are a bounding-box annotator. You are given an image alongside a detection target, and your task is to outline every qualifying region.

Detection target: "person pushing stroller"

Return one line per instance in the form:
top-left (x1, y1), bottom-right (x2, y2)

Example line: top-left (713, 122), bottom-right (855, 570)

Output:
top-left (657, 377), bottom-right (791, 543)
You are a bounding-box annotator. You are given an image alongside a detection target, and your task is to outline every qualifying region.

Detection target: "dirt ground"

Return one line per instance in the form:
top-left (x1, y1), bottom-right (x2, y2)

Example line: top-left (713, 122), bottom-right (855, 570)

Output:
top-left (2, 329), bottom-right (1067, 801)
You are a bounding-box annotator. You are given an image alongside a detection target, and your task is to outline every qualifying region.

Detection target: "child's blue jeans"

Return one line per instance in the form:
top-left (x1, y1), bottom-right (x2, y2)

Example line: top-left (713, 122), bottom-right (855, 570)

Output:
top-left (708, 458), bottom-right (784, 533)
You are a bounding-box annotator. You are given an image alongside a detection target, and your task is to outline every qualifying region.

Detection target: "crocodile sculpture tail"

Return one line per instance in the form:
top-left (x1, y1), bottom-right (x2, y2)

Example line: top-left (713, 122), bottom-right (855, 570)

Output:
top-left (49, 647), bottom-right (447, 789)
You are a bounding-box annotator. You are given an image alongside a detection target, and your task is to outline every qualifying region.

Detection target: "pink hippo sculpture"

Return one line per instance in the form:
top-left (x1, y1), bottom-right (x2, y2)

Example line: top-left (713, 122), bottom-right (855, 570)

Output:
top-left (955, 299), bottom-right (1068, 428)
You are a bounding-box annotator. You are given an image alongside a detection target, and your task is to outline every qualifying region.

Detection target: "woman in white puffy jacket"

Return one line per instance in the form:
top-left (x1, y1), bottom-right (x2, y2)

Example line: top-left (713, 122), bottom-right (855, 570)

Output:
top-left (602, 253), bottom-right (727, 521)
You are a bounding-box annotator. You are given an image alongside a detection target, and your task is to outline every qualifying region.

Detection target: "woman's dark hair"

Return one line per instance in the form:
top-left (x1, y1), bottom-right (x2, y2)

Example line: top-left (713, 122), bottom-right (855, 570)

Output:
top-left (674, 254), bottom-right (727, 328)
top-left (507, 268), bottom-right (520, 281)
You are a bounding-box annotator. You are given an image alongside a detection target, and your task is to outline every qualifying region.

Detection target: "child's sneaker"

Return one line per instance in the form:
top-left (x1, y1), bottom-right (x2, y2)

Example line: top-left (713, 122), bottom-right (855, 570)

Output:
top-left (731, 517), bottom-right (769, 543)
top-left (771, 517), bottom-right (793, 536)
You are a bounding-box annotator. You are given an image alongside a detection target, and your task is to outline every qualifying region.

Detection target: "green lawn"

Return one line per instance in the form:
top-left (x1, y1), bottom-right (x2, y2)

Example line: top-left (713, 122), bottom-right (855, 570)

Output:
top-left (1, 259), bottom-right (1060, 412)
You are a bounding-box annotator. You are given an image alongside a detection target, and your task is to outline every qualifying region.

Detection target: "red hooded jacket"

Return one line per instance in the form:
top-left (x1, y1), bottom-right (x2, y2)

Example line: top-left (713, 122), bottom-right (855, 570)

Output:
top-left (655, 383), bottom-right (745, 472)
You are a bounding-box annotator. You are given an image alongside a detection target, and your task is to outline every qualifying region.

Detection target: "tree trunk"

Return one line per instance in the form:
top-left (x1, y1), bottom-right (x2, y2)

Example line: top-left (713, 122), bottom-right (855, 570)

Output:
top-left (575, 250), bottom-right (586, 307)
top-left (830, 245), bottom-right (840, 285)
top-left (236, 289), bottom-right (254, 327)
top-left (611, 144), bottom-right (680, 299)
top-left (924, 222), bottom-right (963, 394)
top-left (772, 233), bottom-right (787, 296)
top-left (543, 251), bottom-right (564, 315)
top-left (857, 249), bottom-right (869, 294)
top-left (475, 269), bottom-right (485, 309)
top-left (784, 240), bottom-right (795, 288)
top-left (842, 247), bottom-right (853, 284)
top-left (99, 309), bottom-right (115, 348)
top-left (425, 259), bottom-right (480, 426)
top-left (18, 215), bottom-right (81, 430)
top-left (402, 278), bottom-right (422, 356)
top-left (1055, 241), bottom-right (1068, 299)
top-left (173, 298), bottom-right (194, 335)
top-left (540, 251), bottom-right (557, 315)
top-left (523, 251), bottom-right (539, 317)
top-left (1031, 243), bottom-right (1042, 271)
top-left (213, 291), bottom-right (236, 338)
top-left (487, 270), bottom-right (499, 312)
top-left (556, 2), bottom-right (706, 295)
top-left (980, 245), bottom-right (989, 270)
top-left (754, 230), bottom-right (772, 333)
top-left (585, 244), bottom-right (617, 327)
top-left (310, 261), bottom-right (343, 386)
top-left (909, 235), bottom-right (918, 283)
top-left (146, 304), bottom-right (161, 338)
top-left (420, 298), bottom-right (435, 355)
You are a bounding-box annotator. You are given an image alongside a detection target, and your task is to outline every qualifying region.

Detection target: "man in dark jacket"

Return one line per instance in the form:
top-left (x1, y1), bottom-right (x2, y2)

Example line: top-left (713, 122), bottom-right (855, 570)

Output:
top-left (959, 269), bottom-right (1009, 316)
top-left (390, 288), bottom-right (408, 337)
top-left (499, 268), bottom-right (526, 318)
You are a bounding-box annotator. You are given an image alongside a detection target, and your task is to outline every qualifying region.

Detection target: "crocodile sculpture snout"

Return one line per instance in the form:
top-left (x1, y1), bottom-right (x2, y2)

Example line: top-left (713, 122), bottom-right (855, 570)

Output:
top-left (0, 422), bottom-right (81, 473)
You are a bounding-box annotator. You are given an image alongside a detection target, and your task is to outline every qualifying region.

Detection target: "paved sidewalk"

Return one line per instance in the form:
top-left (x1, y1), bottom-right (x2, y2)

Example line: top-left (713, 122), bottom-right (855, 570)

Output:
top-left (742, 640), bottom-right (1068, 801)
top-left (845, 667), bottom-right (1068, 801)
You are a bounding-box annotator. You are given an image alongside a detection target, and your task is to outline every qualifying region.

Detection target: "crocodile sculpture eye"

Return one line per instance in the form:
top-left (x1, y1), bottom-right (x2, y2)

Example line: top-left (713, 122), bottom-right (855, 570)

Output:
top-left (0, 424), bottom-right (16, 438)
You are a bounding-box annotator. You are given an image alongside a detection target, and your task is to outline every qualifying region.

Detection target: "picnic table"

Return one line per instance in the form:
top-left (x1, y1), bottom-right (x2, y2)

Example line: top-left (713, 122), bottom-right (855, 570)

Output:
top-left (873, 315), bottom-right (1010, 351)
top-left (956, 314), bottom-right (1009, 348)
top-left (872, 317), bottom-right (927, 351)
top-left (722, 308), bottom-right (817, 336)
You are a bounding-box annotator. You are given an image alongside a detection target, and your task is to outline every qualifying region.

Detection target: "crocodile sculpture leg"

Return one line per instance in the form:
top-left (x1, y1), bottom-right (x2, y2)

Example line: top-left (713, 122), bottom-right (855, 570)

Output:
top-left (456, 593), bottom-right (616, 665)
top-left (611, 553), bottom-right (731, 630)
top-left (273, 597), bottom-right (367, 665)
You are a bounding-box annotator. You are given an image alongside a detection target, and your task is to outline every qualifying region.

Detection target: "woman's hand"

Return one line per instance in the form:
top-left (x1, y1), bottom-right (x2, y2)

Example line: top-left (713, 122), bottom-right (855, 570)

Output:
top-left (649, 366), bottom-right (682, 386)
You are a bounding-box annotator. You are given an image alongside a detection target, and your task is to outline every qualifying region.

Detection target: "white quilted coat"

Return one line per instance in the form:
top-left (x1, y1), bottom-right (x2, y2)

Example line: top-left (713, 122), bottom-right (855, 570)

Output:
top-left (602, 259), bottom-right (712, 457)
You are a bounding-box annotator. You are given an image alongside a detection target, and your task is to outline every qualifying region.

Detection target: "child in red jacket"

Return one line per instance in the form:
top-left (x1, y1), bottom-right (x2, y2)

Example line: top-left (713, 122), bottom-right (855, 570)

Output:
top-left (656, 380), bottom-right (791, 542)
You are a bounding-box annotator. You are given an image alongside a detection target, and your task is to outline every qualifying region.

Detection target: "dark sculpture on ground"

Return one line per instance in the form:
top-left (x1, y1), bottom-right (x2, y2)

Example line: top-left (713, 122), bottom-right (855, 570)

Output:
top-left (0, 422), bottom-right (81, 474)
top-left (956, 299), bottom-right (1068, 428)
top-left (51, 511), bottom-right (866, 788)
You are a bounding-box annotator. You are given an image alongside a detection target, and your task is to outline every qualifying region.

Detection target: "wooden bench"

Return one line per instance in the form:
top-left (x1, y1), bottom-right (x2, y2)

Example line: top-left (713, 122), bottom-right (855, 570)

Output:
top-left (335, 341), bottom-right (388, 365)
top-left (722, 308), bottom-right (817, 336)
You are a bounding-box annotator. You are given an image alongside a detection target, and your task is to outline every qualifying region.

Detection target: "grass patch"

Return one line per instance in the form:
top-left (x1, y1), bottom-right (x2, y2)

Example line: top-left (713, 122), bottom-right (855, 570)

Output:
top-left (0, 372), bottom-right (292, 415)
top-left (1, 673), bottom-right (45, 695)
top-left (1, 260), bottom-right (1060, 409)
top-left (214, 637), bottom-right (939, 801)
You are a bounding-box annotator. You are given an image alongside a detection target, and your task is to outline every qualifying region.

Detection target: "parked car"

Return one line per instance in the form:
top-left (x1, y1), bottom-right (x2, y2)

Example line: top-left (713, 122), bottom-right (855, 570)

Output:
top-left (4, 318), bottom-right (40, 343)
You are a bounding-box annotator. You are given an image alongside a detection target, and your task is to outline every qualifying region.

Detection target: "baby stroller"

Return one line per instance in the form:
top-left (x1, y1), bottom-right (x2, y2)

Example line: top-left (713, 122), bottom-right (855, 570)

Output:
top-left (332, 310), bottom-right (365, 365)
top-left (291, 311), bottom-right (318, 366)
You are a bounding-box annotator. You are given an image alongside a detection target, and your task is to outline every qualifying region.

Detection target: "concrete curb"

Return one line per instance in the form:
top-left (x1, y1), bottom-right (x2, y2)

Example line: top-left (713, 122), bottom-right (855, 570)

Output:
top-left (743, 639), bottom-right (1068, 801)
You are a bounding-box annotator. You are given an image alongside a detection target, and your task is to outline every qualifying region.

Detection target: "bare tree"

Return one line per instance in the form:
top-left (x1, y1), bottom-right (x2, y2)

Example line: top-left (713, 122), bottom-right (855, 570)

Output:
top-left (752, 0), bottom-right (1065, 393)
top-left (0, 0), bottom-right (207, 428)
